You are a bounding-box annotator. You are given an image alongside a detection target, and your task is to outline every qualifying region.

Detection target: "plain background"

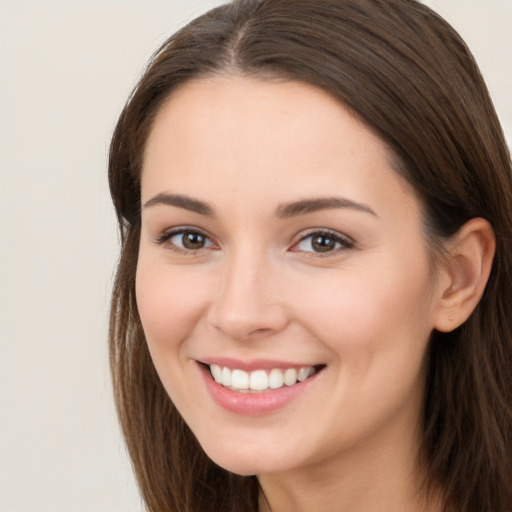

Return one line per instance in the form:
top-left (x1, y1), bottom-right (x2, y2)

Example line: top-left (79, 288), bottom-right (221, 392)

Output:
top-left (0, 1), bottom-right (510, 511)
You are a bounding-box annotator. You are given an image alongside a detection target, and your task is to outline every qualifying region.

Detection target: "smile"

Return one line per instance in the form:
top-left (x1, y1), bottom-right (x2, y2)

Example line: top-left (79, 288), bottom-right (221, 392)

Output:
top-left (209, 364), bottom-right (322, 392)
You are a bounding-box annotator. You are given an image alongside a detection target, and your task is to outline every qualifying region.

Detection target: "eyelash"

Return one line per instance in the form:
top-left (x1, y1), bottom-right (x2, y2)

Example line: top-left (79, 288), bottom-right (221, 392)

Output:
top-left (154, 227), bottom-right (217, 253)
top-left (292, 229), bottom-right (355, 256)
top-left (154, 227), bottom-right (354, 255)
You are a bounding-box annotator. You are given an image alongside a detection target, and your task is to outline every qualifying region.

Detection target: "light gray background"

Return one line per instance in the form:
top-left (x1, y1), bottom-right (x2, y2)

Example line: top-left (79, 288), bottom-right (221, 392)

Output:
top-left (0, 1), bottom-right (510, 511)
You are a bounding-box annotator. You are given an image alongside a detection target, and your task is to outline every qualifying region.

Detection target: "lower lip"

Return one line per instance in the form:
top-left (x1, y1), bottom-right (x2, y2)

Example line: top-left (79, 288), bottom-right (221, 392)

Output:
top-left (198, 363), bottom-right (321, 416)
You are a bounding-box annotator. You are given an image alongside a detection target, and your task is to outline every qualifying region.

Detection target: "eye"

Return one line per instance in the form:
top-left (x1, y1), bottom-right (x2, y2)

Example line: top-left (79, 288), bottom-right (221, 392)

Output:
top-left (156, 228), bottom-right (215, 252)
top-left (293, 230), bottom-right (354, 254)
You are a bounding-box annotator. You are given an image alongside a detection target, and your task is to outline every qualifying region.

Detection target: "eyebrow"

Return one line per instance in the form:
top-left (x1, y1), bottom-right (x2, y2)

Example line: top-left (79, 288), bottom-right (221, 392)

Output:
top-left (275, 197), bottom-right (378, 218)
top-left (143, 193), bottom-right (214, 216)
top-left (143, 192), bottom-right (377, 218)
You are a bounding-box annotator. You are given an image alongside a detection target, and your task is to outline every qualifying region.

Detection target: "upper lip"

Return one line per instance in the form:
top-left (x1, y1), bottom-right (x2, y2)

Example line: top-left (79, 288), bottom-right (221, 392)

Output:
top-left (197, 357), bottom-right (325, 372)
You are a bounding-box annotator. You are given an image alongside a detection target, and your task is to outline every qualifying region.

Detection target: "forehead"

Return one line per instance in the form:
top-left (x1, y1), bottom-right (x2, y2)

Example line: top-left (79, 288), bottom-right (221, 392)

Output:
top-left (144, 75), bottom-right (387, 160)
top-left (141, 75), bottom-right (416, 217)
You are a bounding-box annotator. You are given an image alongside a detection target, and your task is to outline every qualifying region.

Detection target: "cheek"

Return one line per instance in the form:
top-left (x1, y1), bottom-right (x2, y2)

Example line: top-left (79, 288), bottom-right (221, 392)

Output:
top-left (135, 258), bottom-right (217, 411)
top-left (135, 258), bottom-right (208, 351)
top-left (293, 257), bottom-right (434, 443)
top-left (296, 254), bottom-right (435, 357)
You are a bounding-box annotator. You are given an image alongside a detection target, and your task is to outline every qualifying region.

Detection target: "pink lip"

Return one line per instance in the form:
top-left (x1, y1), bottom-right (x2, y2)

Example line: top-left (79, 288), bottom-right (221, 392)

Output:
top-left (197, 362), bottom-right (323, 416)
top-left (199, 357), bottom-right (319, 372)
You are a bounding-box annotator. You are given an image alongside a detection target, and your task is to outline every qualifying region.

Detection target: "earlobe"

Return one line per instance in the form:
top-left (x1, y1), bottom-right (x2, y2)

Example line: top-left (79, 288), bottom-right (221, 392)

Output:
top-left (433, 218), bottom-right (495, 333)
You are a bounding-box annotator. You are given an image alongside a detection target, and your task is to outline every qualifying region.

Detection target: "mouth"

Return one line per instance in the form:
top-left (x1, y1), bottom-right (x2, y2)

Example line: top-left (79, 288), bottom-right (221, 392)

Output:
top-left (205, 363), bottom-right (326, 393)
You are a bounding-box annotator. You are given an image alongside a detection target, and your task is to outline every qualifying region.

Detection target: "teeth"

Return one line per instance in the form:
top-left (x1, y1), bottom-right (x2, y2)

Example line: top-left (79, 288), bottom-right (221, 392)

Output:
top-left (221, 366), bottom-right (232, 387)
top-left (268, 368), bottom-right (284, 389)
top-left (298, 367), bottom-right (314, 381)
top-left (231, 369), bottom-right (249, 390)
top-left (284, 368), bottom-right (297, 386)
top-left (208, 364), bottom-right (318, 392)
top-left (249, 370), bottom-right (268, 391)
top-left (211, 364), bottom-right (222, 383)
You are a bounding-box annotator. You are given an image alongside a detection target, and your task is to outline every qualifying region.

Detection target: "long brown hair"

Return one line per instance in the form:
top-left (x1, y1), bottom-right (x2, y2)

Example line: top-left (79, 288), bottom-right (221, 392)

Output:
top-left (108, 1), bottom-right (512, 510)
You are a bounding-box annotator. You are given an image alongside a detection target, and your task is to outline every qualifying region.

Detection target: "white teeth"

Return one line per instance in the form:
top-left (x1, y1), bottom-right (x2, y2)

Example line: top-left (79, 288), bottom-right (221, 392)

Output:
top-left (298, 367), bottom-right (314, 382)
top-left (284, 368), bottom-right (298, 386)
top-left (208, 365), bottom-right (318, 392)
top-left (249, 370), bottom-right (268, 391)
top-left (268, 368), bottom-right (284, 389)
top-left (231, 369), bottom-right (249, 390)
top-left (211, 364), bottom-right (222, 383)
top-left (221, 366), bottom-right (232, 386)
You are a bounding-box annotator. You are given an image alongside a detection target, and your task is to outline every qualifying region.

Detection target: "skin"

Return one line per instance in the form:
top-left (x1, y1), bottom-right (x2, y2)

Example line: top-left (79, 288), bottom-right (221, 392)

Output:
top-left (135, 75), bottom-right (493, 511)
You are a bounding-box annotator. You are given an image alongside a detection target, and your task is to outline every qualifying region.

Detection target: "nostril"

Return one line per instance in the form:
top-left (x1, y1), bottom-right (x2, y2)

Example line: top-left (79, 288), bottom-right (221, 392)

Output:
top-left (248, 327), bottom-right (273, 336)
top-left (207, 305), bottom-right (288, 341)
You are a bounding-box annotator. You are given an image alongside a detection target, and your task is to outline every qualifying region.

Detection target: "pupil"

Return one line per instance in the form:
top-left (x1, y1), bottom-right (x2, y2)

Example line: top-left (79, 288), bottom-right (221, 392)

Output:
top-left (312, 235), bottom-right (335, 252)
top-left (183, 232), bottom-right (205, 249)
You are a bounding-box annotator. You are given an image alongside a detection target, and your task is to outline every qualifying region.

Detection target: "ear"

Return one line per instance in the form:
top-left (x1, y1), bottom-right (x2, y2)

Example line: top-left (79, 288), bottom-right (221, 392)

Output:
top-left (433, 218), bottom-right (495, 333)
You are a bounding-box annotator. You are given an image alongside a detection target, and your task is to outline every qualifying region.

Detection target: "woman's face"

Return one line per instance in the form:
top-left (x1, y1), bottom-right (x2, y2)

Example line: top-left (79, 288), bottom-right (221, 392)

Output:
top-left (136, 76), bottom-right (443, 476)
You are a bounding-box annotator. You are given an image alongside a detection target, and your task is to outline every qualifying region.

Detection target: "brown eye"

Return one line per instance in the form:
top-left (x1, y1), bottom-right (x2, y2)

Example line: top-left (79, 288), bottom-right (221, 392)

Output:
top-left (294, 230), bottom-right (354, 254)
top-left (182, 232), bottom-right (207, 249)
top-left (159, 229), bottom-right (214, 251)
top-left (311, 234), bottom-right (337, 252)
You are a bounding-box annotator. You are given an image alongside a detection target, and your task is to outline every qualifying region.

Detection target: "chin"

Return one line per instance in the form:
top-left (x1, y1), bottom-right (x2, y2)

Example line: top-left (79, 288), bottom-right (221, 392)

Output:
top-left (200, 441), bottom-right (298, 476)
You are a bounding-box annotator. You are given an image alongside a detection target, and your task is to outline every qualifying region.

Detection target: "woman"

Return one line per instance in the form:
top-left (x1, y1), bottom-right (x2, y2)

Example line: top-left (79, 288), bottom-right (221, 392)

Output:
top-left (108, 1), bottom-right (512, 511)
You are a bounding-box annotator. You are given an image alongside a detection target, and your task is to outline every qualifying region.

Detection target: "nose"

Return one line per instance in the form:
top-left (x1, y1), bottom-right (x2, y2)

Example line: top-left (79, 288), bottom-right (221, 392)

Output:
top-left (206, 249), bottom-right (289, 341)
